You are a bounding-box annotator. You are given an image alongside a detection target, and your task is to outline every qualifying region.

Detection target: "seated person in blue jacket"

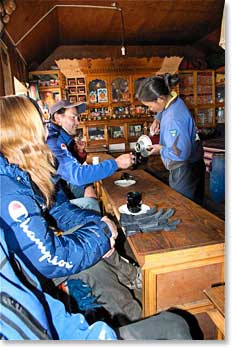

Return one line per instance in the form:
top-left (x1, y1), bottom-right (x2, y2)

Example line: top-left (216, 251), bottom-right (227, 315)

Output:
top-left (47, 100), bottom-right (134, 207)
top-left (0, 95), bottom-right (141, 325)
top-left (135, 74), bottom-right (205, 205)
top-left (1, 227), bottom-right (192, 340)
top-left (46, 99), bottom-right (142, 299)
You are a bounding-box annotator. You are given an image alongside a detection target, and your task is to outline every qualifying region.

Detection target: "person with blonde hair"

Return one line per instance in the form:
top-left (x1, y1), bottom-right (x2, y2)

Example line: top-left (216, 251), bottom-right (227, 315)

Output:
top-left (0, 95), bottom-right (142, 324)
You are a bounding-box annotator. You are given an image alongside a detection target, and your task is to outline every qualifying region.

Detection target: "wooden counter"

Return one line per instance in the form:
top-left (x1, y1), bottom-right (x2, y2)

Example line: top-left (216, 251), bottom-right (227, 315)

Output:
top-left (99, 169), bottom-right (225, 318)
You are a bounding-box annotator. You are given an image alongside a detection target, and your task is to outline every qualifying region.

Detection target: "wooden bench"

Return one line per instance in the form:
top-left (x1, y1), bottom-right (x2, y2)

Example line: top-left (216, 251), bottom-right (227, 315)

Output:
top-left (203, 284), bottom-right (225, 339)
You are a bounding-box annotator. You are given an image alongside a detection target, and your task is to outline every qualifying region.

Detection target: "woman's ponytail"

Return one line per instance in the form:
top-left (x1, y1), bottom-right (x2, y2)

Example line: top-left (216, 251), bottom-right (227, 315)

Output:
top-left (163, 73), bottom-right (180, 91)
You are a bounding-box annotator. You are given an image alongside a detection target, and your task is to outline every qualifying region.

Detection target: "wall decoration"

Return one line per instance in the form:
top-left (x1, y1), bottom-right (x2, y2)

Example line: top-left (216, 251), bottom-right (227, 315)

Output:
top-left (97, 88), bottom-right (108, 103)
top-left (89, 90), bottom-right (97, 103)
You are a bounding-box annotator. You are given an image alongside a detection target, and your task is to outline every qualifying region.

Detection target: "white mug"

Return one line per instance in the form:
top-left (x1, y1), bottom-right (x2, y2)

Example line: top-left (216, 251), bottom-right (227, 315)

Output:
top-left (92, 156), bottom-right (99, 165)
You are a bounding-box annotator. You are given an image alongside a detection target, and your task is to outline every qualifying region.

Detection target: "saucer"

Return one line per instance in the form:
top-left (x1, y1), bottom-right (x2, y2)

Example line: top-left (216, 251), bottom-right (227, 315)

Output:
top-left (118, 204), bottom-right (150, 215)
top-left (114, 179), bottom-right (136, 187)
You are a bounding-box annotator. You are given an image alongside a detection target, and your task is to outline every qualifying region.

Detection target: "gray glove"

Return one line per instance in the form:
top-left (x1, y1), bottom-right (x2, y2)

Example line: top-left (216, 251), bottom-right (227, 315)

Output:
top-left (120, 207), bottom-right (181, 236)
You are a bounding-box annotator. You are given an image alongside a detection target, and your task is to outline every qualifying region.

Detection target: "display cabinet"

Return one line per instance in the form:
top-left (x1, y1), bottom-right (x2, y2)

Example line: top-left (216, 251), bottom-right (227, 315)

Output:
top-left (179, 70), bottom-right (216, 128)
top-left (79, 117), bottom-right (153, 151)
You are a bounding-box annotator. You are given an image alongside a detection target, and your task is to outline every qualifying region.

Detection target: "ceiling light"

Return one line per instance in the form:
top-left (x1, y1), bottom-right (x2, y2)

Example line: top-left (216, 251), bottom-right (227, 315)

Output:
top-left (121, 45), bottom-right (126, 56)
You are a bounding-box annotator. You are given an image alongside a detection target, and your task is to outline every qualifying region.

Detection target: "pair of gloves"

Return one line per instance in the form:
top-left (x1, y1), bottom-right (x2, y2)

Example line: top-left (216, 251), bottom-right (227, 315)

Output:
top-left (120, 206), bottom-right (181, 237)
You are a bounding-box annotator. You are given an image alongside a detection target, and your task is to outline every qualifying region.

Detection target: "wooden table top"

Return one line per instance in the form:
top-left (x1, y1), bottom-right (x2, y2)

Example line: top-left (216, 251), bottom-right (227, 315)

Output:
top-left (87, 152), bottom-right (114, 164)
top-left (101, 169), bottom-right (225, 256)
top-left (204, 284), bottom-right (225, 317)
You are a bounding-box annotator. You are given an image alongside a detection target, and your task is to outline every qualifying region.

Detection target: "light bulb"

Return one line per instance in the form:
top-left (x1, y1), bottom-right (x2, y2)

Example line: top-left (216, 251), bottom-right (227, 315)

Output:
top-left (121, 45), bottom-right (126, 56)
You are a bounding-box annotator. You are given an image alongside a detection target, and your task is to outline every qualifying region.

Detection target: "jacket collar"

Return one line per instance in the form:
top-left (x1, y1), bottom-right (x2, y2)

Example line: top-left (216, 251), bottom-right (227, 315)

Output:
top-left (49, 122), bottom-right (73, 146)
top-left (164, 91), bottom-right (178, 110)
top-left (0, 154), bottom-right (30, 184)
top-left (0, 154), bottom-right (47, 207)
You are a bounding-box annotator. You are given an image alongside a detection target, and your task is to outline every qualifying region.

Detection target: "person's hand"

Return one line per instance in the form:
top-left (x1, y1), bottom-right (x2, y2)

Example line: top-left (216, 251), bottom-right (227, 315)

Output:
top-left (84, 185), bottom-right (97, 198)
top-left (150, 119), bottom-right (160, 135)
top-left (115, 153), bottom-right (134, 169)
top-left (74, 138), bottom-right (86, 153)
top-left (102, 248), bottom-right (115, 258)
top-left (101, 216), bottom-right (118, 258)
top-left (101, 216), bottom-right (118, 239)
top-left (147, 144), bottom-right (163, 155)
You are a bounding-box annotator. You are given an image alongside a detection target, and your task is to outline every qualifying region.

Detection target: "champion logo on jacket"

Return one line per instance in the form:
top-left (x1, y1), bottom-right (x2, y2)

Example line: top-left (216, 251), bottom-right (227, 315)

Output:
top-left (8, 201), bottom-right (28, 222)
top-left (60, 143), bottom-right (67, 150)
top-left (8, 200), bottom-right (73, 269)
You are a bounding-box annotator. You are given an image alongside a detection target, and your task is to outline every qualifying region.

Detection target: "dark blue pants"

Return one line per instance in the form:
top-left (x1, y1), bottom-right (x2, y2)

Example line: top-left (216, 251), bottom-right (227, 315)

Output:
top-left (169, 159), bottom-right (205, 204)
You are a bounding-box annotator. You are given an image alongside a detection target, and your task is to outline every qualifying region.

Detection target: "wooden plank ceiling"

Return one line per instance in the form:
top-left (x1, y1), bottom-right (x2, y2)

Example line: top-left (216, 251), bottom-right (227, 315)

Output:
top-left (4, 0), bottom-right (224, 68)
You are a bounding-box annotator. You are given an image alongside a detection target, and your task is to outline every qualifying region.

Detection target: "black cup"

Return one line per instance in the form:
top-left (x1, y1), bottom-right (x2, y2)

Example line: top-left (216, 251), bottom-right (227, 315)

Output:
top-left (127, 191), bottom-right (142, 213)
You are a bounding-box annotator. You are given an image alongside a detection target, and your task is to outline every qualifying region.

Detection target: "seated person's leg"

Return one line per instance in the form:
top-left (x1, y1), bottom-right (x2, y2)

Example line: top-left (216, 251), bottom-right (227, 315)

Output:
top-left (103, 251), bottom-right (141, 290)
top-left (68, 259), bottom-right (142, 324)
top-left (70, 184), bottom-right (101, 213)
top-left (70, 197), bottom-right (101, 214)
top-left (118, 311), bottom-right (192, 340)
top-left (69, 183), bottom-right (85, 198)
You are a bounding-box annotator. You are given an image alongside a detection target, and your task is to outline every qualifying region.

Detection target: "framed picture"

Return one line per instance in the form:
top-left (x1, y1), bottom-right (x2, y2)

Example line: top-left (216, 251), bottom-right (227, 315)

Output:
top-left (68, 87), bottom-right (76, 94)
top-left (77, 86), bottom-right (85, 94)
top-left (97, 88), bottom-right (108, 103)
top-left (69, 95), bottom-right (77, 103)
top-left (67, 78), bottom-right (76, 86)
top-left (28, 82), bottom-right (40, 100)
top-left (78, 95), bottom-right (86, 102)
top-left (77, 78), bottom-right (85, 85)
top-left (89, 90), bottom-right (97, 103)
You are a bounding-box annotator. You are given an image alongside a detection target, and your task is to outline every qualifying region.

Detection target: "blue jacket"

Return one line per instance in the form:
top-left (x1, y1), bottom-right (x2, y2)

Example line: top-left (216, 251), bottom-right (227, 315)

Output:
top-left (0, 228), bottom-right (117, 340)
top-left (159, 97), bottom-right (203, 170)
top-left (47, 123), bottom-right (118, 187)
top-left (0, 155), bottom-right (112, 280)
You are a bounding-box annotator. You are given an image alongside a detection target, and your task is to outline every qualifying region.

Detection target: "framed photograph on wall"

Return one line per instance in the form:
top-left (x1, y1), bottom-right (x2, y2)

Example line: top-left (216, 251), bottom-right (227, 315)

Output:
top-left (69, 95), bottom-right (77, 103)
top-left (78, 95), bottom-right (87, 102)
top-left (67, 78), bottom-right (76, 86)
top-left (97, 88), bottom-right (108, 103)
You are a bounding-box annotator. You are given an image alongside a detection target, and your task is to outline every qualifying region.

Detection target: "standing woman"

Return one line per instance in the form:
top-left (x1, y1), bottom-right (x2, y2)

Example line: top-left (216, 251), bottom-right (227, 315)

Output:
top-left (136, 74), bottom-right (205, 204)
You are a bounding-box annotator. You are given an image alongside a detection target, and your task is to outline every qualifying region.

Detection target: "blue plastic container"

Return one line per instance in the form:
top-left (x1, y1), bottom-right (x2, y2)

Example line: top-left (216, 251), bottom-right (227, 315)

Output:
top-left (209, 153), bottom-right (225, 203)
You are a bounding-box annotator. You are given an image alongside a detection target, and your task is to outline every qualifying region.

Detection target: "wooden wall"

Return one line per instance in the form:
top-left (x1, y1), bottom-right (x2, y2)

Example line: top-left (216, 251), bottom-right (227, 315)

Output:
top-left (0, 32), bottom-right (28, 96)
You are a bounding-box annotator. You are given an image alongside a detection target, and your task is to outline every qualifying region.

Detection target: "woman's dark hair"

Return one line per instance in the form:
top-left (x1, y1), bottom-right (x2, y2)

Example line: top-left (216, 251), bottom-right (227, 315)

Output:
top-left (135, 73), bottom-right (180, 102)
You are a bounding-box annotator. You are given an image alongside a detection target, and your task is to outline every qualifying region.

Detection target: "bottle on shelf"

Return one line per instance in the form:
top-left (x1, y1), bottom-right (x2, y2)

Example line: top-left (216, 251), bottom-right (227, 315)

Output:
top-left (216, 107), bottom-right (224, 123)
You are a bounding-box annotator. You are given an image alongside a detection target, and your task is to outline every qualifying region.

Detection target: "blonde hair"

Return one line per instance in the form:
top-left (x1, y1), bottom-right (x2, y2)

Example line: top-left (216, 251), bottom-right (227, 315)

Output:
top-left (0, 95), bottom-right (55, 206)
